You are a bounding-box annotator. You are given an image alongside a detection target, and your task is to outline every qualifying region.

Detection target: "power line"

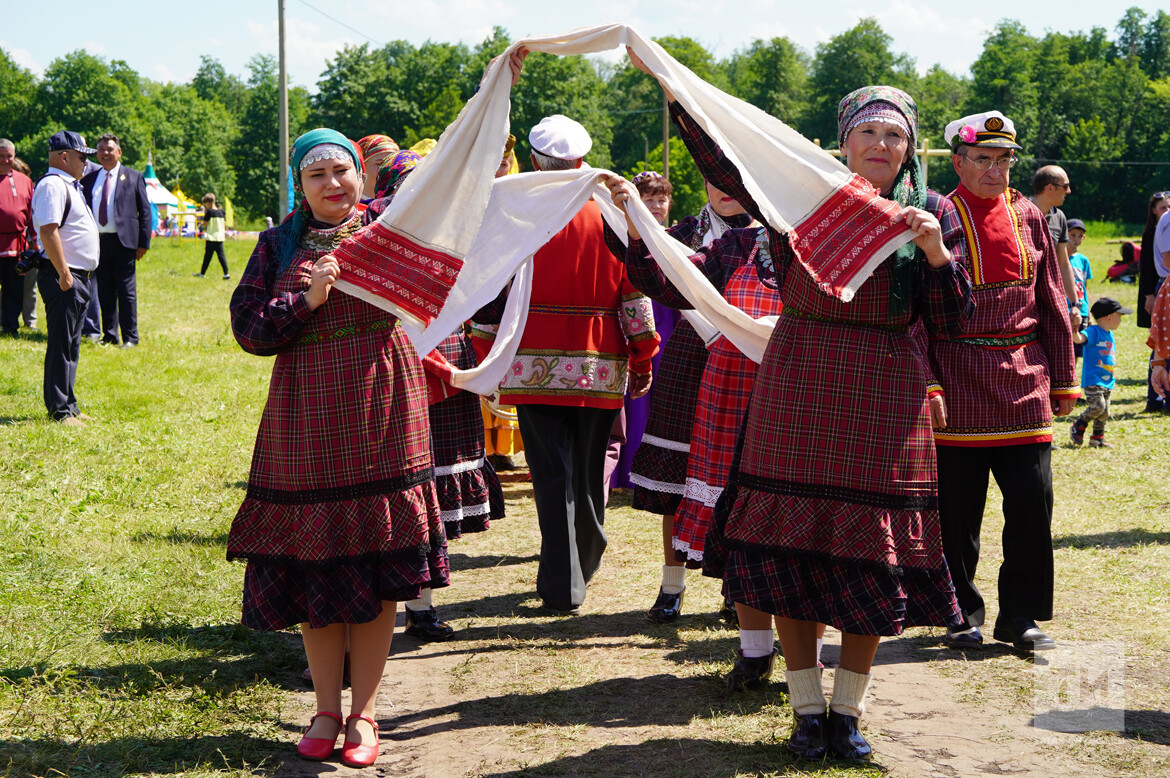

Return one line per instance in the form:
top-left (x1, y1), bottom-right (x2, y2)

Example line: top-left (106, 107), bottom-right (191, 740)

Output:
top-left (294, 0), bottom-right (386, 48)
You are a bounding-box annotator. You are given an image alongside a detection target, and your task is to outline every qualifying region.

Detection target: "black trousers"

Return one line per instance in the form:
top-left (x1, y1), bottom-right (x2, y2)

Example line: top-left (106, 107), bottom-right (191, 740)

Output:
top-left (0, 257), bottom-right (22, 334)
top-left (96, 233), bottom-right (138, 344)
top-left (936, 442), bottom-right (1055, 627)
top-left (201, 241), bottom-right (228, 275)
top-left (38, 264), bottom-right (91, 419)
top-left (517, 404), bottom-right (620, 611)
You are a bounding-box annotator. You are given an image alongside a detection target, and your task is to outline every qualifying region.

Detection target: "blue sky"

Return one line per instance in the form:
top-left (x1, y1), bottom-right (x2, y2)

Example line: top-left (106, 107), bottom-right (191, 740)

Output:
top-left (3, 1), bottom-right (1154, 89)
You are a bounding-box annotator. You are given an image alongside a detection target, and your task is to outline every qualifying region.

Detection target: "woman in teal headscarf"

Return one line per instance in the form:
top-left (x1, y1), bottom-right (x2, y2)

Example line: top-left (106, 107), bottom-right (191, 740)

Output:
top-left (227, 128), bottom-right (448, 769)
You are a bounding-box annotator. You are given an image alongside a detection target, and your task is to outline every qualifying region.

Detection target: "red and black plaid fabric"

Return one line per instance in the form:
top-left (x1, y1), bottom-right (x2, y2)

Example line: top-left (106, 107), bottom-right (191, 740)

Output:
top-left (930, 188), bottom-right (1079, 447)
top-left (627, 215), bottom-right (708, 515)
top-left (228, 226), bottom-right (449, 631)
top-left (673, 103), bottom-right (974, 635)
top-left (629, 322), bottom-right (706, 514)
top-left (429, 330), bottom-right (505, 539)
top-left (673, 239), bottom-right (783, 566)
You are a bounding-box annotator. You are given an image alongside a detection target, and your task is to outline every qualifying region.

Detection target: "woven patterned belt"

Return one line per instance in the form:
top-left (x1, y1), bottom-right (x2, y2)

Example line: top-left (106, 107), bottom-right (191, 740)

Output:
top-left (297, 318), bottom-right (394, 345)
top-left (946, 331), bottom-right (1037, 348)
top-left (781, 306), bottom-right (909, 333)
top-left (528, 303), bottom-right (617, 318)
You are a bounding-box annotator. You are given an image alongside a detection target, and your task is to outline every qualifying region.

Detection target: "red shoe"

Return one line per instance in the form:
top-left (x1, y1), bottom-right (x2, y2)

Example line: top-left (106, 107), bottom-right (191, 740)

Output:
top-left (341, 713), bottom-right (381, 768)
top-left (296, 711), bottom-right (342, 761)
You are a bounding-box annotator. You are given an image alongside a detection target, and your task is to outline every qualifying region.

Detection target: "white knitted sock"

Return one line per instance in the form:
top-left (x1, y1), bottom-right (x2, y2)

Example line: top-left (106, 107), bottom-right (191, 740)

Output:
top-left (829, 668), bottom-right (872, 718)
top-left (786, 667), bottom-right (827, 715)
top-left (739, 628), bottom-right (775, 658)
top-left (660, 565), bottom-right (686, 595)
top-left (404, 587), bottom-right (433, 612)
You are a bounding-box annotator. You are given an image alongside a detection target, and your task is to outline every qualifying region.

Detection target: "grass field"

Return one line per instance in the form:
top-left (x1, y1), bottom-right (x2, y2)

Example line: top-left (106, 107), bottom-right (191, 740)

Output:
top-left (0, 232), bottom-right (1166, 777)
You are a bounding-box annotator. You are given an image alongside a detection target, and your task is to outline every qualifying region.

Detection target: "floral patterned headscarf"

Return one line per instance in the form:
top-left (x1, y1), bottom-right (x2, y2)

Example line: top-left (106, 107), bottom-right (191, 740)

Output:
top-left (836, 86), bottom-right (919, 151)
top-left (374, 150), bottom-right (422, 199)
top-left (836, 86), bottom-right (924, 316)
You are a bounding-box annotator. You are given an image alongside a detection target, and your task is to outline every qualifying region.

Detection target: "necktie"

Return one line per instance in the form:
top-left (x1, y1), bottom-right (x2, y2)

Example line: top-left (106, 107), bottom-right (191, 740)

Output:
top-left (98, 172), bottom-right (109, 226)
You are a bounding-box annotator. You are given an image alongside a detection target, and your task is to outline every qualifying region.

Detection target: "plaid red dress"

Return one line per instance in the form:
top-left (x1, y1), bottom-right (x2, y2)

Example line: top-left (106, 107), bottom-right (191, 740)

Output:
top-left (227, 215), bottom-right (449, 631)
top-left (626, 228), bottom-right (784, 566)
top-left (672, 103), bottom-right (974, 636)
top-left (626, 213), bottom-right (753, 515)
top-left (428, 329), bottom-right (505, 539)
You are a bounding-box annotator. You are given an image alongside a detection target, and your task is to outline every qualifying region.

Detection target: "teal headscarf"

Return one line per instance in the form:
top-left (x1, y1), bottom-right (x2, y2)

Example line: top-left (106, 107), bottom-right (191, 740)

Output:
top-left (274, 129), bottom-right (363, 271)
top-left (837, 86), bottom-right (925, 317)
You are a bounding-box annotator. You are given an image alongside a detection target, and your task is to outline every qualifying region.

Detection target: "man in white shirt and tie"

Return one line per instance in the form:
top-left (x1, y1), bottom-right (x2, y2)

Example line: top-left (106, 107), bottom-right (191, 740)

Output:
top-left (32, 131), bottom-right (100, 425)
top-left (81, 134), bottom-right (151, 347)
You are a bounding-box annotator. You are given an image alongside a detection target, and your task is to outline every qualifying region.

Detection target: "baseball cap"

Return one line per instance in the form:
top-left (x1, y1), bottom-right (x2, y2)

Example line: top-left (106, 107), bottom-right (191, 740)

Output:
top-left (48, 131), bottom-right (97, 155)
top-left (1090, 297), bottom-right (1133, 319)
top-left (1067, 218), bottom-right (1086, 231)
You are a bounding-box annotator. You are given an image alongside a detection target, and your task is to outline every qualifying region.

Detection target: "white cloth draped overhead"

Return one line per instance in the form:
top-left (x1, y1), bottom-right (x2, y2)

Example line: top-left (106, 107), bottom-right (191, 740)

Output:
top-left (330, 23), bottom-right (914, 394)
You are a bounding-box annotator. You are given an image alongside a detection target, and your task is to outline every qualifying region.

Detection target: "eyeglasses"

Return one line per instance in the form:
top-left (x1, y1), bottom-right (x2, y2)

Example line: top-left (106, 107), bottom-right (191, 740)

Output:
top-left (1056, 182), bottom-right (1072, 190)
top-left (959, 153), bottom-right (1017, 171)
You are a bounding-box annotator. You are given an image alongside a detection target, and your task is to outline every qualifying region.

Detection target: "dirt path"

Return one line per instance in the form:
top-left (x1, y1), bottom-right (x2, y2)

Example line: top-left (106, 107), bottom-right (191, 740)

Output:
top-left (267, 479), bottom-right (1167, 777)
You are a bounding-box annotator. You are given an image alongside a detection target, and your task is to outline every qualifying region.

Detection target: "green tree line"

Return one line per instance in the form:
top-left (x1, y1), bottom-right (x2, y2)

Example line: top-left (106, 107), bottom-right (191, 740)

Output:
top-left (3, 9), bottom-right (1169, 223)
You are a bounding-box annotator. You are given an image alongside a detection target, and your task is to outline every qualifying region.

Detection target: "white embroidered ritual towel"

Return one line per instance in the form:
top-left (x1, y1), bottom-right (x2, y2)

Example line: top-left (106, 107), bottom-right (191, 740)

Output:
top-left (331, 23), bottom-right (914, 358)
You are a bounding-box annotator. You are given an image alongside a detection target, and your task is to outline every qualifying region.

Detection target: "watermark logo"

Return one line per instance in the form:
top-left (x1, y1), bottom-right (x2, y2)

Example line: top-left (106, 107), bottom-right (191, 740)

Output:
top-left (1032, 640), bottom-right (1125, 739)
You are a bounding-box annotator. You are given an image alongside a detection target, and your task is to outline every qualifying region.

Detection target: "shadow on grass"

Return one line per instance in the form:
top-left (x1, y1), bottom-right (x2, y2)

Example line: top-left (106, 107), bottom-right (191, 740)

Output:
top-left (468, 738), bottom-right (887, 777)
top-left (1030, 709), bottom-right (1170, 746)
top-left (0, 414), bottom-right (45, 425)
top-left (1053, 528), bottom-right (1170, 548)
top-left (448, 551), bottom-right (539, 572)
top-left (0, 622), bottom-right (309, 692)
top-left (130, 529), bottom-right (229, 546)
top-left (0, 733), bottom-right (288, 778)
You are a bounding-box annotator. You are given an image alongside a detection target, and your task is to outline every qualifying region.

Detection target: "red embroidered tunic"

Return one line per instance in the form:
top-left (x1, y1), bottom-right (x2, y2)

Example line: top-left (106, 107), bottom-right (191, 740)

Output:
top-left (475, 200), bottom-right (659, 409)
top-left (929, 184), bottom-right (1079, 447)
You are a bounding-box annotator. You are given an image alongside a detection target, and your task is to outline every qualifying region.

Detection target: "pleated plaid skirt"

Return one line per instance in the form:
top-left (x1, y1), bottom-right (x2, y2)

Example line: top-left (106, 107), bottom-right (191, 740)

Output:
top-left (704, 261), bottom-right (962, 636)
top-left (629, 321), bottom-right (707, 515)
top-left (429, 330), bottom-right (505, 539)
top-left (228, 249), bottom-right (449, 631)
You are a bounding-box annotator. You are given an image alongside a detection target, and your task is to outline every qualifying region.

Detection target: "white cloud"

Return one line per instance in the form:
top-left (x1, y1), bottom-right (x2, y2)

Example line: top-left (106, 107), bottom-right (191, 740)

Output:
top-left (152, 63), bottom-right (176, 83)
top-left (245, 16), bottom-right (356, 87)
top-left (0, 38), bottom-right (44, 76)
top-left (82, 40), bottom-right (108, 56)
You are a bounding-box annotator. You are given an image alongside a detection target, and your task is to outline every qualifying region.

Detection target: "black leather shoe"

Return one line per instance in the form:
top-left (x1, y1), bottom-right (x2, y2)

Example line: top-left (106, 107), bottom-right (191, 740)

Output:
top-left (992, 615), bottom-right (1056, 651)
top-left (647, 588), bottom-right (684, 623)
top-left (725, 649), bottom-right (776, 691)
top-left (787, 710), bottom-right (828, 760)
top-left (404, 607), bottom-right (455, 641)
top-left (719, 597), bottom-right (739, 627)
top-left (827, 709), bottom-right (872, 760)
top-left (944, 625), bottom-right (983, 650)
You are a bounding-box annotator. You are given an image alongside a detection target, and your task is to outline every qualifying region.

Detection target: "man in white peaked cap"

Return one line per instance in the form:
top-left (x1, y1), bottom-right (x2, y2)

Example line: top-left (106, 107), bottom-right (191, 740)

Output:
top-left (471, 114), bottom-right (659, 613)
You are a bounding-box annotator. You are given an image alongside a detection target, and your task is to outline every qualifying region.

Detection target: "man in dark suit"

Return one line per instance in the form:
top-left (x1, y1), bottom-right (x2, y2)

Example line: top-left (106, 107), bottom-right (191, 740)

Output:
top-left (81, 134), bottom-right (151, 347)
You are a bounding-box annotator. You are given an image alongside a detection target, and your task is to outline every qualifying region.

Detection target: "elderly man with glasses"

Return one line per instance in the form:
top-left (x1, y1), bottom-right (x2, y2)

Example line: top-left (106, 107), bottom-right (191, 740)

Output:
top-left (927, 111), bottom-right (1078, 654)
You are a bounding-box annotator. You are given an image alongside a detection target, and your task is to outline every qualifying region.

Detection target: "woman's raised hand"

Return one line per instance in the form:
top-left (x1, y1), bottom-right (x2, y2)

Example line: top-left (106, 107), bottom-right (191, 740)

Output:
top-left (601, 173), bottom-right (642, 240)
top-left (896, 206), bottom-right (950, 268)
top-left (305, 254), bottom-right (341, 311)
top-left (626, 47), bottom-right (675, 103)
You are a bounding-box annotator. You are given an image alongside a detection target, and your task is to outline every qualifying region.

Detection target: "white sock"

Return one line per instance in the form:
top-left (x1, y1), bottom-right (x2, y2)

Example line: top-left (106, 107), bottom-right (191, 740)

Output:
top-left (405, 588), bottom-right (433, 612)
top-left (816, 637), bottom-right (824, 664)
top-left (661, 565), bottom-right (686, 595)
top-left (829, 668), bottom-right (872, 718)
top-left (786, 667), bottom-right (827, 715)
top-left (739, 628), bottom-right (774, 658)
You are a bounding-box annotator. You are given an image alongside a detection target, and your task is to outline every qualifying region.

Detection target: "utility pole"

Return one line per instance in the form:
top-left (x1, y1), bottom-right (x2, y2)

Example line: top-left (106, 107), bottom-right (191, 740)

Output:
top-left (662, 92), bottom-right (669, 179)
top-left (278, 0), bottom-right (289, 220)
